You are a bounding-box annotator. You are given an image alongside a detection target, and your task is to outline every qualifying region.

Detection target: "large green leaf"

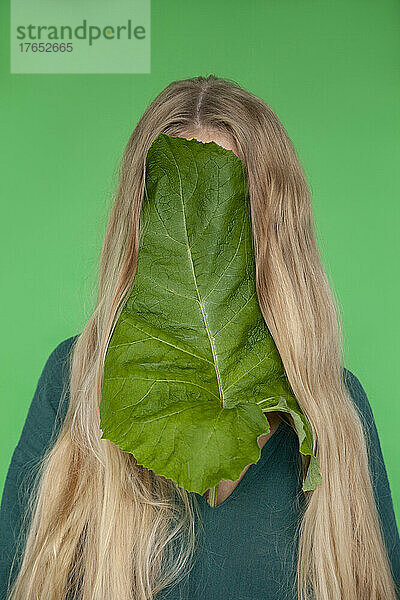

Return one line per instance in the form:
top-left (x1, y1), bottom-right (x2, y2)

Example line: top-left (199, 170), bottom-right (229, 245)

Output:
top-left (100, 133), bottom-right (321, 497)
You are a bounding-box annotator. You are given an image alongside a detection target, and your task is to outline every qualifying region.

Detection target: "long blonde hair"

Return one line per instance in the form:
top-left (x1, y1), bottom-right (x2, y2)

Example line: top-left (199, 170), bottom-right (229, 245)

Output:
top-left (7, 75), bottom-right (397, 599)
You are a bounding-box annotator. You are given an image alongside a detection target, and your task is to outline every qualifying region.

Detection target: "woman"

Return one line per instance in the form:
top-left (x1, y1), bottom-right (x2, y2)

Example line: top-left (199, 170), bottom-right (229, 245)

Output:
top-left (0, 74), bottom-right (399, 600)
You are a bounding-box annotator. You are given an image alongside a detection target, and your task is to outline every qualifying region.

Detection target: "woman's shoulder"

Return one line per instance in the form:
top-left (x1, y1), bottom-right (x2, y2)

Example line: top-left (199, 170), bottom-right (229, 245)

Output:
top-left (342, 367), bottom-right (376, 431)
top-left (41, 334), bottom-right (79, 390)
top-left (34, 334), bottom-right (80, 417)
top-left (49, 334), bottom-right (79, 367)
top-left (342, 366), bottom-right (366, 397)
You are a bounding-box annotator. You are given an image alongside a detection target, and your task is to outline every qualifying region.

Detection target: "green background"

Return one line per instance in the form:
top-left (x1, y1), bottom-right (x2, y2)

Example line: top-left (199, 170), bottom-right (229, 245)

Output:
top-left (1, 0), bottom-right (399, 525)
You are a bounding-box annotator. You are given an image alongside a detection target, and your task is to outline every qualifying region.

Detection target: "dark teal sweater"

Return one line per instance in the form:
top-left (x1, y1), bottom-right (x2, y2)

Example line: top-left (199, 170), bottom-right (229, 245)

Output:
top-left (1, 335), bottom-right (399, 599)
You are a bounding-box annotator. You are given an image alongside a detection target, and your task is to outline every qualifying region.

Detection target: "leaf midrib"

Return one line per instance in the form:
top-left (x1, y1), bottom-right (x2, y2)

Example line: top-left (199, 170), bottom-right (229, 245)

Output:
top-left (170, 148), bottom-right (224, 407)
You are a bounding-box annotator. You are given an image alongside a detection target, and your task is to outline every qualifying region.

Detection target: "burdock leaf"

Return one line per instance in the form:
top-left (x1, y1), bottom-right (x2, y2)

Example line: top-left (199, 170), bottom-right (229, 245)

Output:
top-left (100, 133), bottom-right (321, 496)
